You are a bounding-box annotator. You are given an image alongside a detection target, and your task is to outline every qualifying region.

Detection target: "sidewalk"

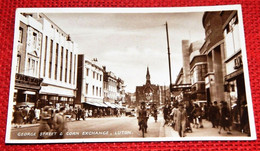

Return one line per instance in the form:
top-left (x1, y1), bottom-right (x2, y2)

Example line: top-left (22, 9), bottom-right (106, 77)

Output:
top-left (160, 118), bottom-right (248, 138)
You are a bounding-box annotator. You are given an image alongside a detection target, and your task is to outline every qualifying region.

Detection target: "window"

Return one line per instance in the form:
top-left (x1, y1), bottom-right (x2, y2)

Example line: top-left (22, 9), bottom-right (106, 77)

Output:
top-left (32, 32), bottom-right (37, 51)
top-left (92, 86), bottom-right (95, 96)
top-left (65, 49), bottom-right (68, 82)
top-left (93, 71), bottom-right (95, 79)
top-left (16, 55), bottom-right (21, 73)
top-left (100, 75), bottom-right (102, 81)
top-left (60, 47), bottom-right (64, 81)
top-left (96, 87), bottom-right (98, 96)
top-left (73, 54), bottom-right (76, 85)
top-left (32, 60), bottom-right (35, 75)
top-left (225, 15), bottom-right (241, 59)
top-left (18, 27), bottom-right (23, 43)
top-left (54, 43), bottom-right (59, 80)
top-left (99, 88), bottom-right (101, 97)
top-left (69, 52), bottom-right (72, 83)
top-left (48, 40), bottom-right (53, 78)
top-left (86, 68), bottom-right (89, 76)
top-left (43, 36), bottom-right (48, 77)
top-left (28, 58), bottom-right (31, 74)
top-left (96, 73), bottom-right (99, 80)
top-left (86, 84), bottom-right (88, 94)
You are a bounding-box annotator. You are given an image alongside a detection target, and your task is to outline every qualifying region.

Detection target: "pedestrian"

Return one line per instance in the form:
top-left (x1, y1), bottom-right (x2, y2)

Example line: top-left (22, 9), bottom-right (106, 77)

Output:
top-left (37, 107), bottom-right (51, 139)
top-left (176, 104), bottom-right (187, 137)
top-left (78, 107), bottom-right (82, 120)
top-left (240, 101), bottom-right (249, 135)
top-left (13, 107), bottom-right (24, 128)
top-left (209, 101), bottom-right (220, 128)
top-left (171, 105), bottom-right (179, 131)
top-left (163, 104), bottom-right (170, 126)
top-left (28, 107), bottom-right (36, 124)
top-left (218, 101), bottom-right (232, 134)
top-left (52, 106), bottom-right (68, 139)
top-left (35, 108), bottom-right (40, 121)
top-left (192, 104), bottom-right (203, 128)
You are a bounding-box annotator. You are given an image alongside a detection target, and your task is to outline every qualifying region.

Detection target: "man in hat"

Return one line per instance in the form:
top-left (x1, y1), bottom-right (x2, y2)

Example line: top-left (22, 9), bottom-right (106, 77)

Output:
top-left (137, 102), bottom-right (148, 133)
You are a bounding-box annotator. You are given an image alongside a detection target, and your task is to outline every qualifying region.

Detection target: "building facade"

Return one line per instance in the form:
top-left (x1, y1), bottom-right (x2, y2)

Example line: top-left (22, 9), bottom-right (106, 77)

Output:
top-left (103, 67), bottom-right (125, 106)
top-left (37, 13), bottom-right (78, 108)
top-left (103, 69), bottom-right (118, 104)
top-left (189, 41), bottom-right (207, 103)
top-left (201, 11), bottom-right (248, 129)
top-left (14, 13), bottom-right (78, 109)
top-left (14, 13), bottom-right (43, 108)
top-left (136, 67), bottom-right (160, 106)
top-left (76, 55), bottom-right (104, 108)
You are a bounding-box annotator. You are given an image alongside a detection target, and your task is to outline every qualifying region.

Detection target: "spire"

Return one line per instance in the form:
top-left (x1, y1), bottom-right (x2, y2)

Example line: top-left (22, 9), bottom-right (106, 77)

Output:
top-left (146, 67), bottom-right (151, 84)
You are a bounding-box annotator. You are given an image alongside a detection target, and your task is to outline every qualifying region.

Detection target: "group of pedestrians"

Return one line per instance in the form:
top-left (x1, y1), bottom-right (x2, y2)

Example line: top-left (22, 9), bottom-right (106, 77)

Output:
top-left (12, 106), bottom-right (40, 128)
top-left (162, 100), bottom-right (241, 137)
top-left (71, 107), bottom-right (123, 120)
top-left (163, 103), bottom-right (190, 137)
top-left (37, 106), bottom-right (68, 139)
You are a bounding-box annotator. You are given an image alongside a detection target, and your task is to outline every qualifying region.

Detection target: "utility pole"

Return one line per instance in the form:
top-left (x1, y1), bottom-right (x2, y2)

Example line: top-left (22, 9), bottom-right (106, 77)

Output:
top-left (165, 22), bottom-right (172, 94)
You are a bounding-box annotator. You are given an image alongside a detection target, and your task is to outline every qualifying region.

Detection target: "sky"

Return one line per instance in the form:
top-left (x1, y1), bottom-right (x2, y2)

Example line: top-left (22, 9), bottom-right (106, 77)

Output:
top-left (46, 11), bottom-right (205, 93)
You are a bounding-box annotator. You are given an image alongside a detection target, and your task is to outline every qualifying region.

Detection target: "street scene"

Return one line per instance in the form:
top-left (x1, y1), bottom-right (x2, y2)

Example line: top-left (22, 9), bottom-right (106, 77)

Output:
top-left (7, 6), bottom-right (254, 143)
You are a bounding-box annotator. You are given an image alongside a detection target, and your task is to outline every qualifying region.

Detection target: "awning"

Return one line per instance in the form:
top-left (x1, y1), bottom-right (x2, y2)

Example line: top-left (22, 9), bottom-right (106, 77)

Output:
top-left (104, 102), bottom-right (116, 108)
top-left (16, 102), bottom-right (34, 107)
top-left (84, 102), bottom-right (108, 107)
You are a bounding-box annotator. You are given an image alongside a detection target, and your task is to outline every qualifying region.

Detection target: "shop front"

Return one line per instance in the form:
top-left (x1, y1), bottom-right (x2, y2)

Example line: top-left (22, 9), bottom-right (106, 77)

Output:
top-left (224, 52), bottom-right (248, 132)
top-left (14, 73), bottom-right (43, 109)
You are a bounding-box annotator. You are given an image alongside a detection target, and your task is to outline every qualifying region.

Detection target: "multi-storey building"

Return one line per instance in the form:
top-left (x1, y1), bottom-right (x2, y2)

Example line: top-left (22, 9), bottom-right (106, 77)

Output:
top-left (201, 11), bottom-right (249, 130)
top-left (14, 13), bottom-right (43, 108)
top-left (103, 68), bottom-right (118, 104)
top-left (189, 41), bottom-right (207, 103)
top-left (14, 13), bottom-right (78, 109)
top-left (76, 55), bottom-right (105, 108)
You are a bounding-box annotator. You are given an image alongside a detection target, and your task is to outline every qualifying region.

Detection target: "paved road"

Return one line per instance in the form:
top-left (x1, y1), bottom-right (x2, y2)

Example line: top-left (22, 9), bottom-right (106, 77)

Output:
top-left (9, 113), bottom-right (248, 140)
top-left (10, 114), bottom-right (165, 139)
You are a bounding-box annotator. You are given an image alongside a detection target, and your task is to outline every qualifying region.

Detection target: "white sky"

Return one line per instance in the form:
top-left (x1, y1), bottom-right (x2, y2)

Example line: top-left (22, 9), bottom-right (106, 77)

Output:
top-left (46, 12), bottom-right (205, 93)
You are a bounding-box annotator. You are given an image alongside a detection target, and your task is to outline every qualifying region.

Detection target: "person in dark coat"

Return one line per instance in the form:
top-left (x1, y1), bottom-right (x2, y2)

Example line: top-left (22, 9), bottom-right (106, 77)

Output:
top-left (13, 107), bottom-right (24, 128)
top-left (137, 102), bottom-right (148, 133)
top-left (28, 107), bottom-right (36, 124)
top-left (163, 104), bottom-right (170, 126)
top-left (209, 101), bottom-right (220, 128)
top-left (240, 101), bottom-right (250, 135)
top-left (218, 101), bottom-right (232, 134)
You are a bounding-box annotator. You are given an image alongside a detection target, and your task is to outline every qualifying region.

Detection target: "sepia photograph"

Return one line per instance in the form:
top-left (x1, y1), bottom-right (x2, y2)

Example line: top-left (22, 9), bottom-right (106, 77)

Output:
top-left (5, 5), bottom-right (256, 144)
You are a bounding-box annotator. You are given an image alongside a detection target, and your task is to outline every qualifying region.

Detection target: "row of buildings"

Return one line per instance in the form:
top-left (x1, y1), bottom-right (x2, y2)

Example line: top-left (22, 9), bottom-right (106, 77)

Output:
top-left (13, 13), bottom-right (125, 111)
top-left (173, 11), bottom-right (248, 128)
